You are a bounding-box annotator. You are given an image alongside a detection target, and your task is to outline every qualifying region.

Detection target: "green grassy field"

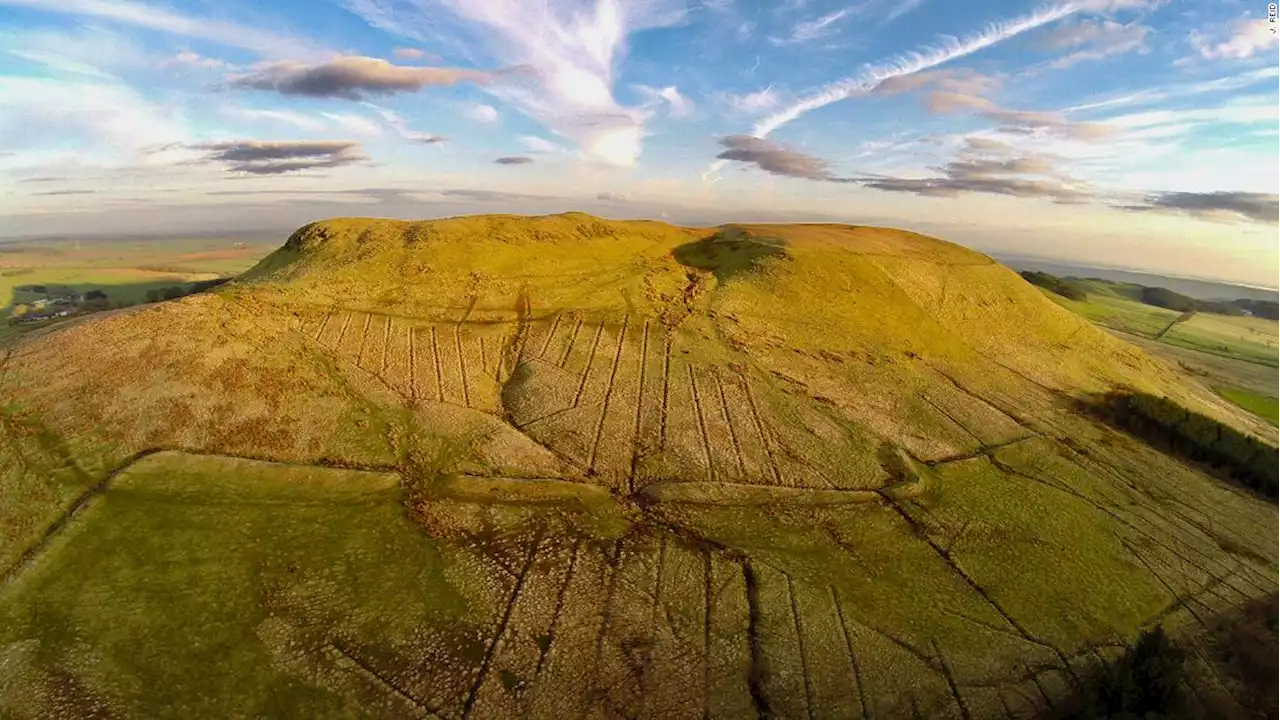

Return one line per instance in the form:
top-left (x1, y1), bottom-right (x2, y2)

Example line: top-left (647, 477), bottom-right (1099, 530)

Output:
top-left (1162, 313), bottom-right (1279, 367)
top-left (1043, 285), bottom-right (1183, 338)
top-left (0, 215), bottom-right (1275, 717)
top-left (1040, 286), bottom-right (1278, 369)
top-left (1218, 387), bottom-right (1279, 426)
top-left (0, 452), bottom-right (468, 718)
top-left (0, 237), bottom-right (274, 343)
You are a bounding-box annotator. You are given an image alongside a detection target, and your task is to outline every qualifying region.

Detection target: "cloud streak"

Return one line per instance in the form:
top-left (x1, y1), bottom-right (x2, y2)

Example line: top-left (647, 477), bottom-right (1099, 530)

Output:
top-left (189, 140), bottom-right (368, 175)
top-left (361, 103), bottom-right (447, 144)
top-left (716, 135), bottom-right (854, 182)
top-left (231, 57), bottom-right (489, 100)
top-left (753, 3), bottom-right (1078, 137)
top-left (773, 4), bottom-right (865, 45)
top-left (1189, 19), bottom-right (1278, 60)
top-left (0, 0), bottom-right (321, 58)
top-left (342, 0), bottom-right (687, 166)
top-left (1117, 191), bottom-right (1278, 224)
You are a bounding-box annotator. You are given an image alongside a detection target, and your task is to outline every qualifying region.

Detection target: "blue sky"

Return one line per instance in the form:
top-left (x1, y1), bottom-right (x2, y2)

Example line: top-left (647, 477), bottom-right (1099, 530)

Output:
top-left (0, 0), bottom-right (1276, 285)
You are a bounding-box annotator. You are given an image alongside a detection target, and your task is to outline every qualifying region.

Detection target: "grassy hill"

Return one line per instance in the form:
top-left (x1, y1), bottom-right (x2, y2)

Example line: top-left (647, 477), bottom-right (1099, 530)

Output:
top-left (0, 214), bottom-right (1275, 718)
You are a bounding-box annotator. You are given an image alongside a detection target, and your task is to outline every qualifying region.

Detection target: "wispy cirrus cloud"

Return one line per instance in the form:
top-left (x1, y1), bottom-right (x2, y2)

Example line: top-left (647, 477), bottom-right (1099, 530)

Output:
top-left (772, 4), bottom-right (866, 45)
top-left (361, 103), bottom-right (447, 144)
top-left (720, 85), bottom-right (780, 114)
top-left (341, 0), bottom-right (687, 167)
top-left (0, 0), bottom-right (322, 58)
top-left (635, 85), bottom-right (694, 117)
top-left (876, 68), bottom-right (1112, 140)
top-left (1063, 66), bottom-right (1279, 113)
top-left (221, 107), bottom-right (328, 132)
top-left (1188, 18), bottom-right (1278, 60)
top-left (753, 3), bottom-right (1078, 137)
top-left (518, 136), bottom-right (563, 154)
top-left (1038, 18), bottom-right (1150, 68)
top-left (230, 56), bottom-right (490, 100)
top-left (883, 0), bottom-right (927, 24)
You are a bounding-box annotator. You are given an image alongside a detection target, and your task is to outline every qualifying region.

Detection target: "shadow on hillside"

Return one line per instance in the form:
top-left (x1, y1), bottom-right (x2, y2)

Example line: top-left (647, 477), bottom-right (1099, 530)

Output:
top-left (671, 227), bottom-right (790, 283)
top-left (1050, 595), bottom-right (1277, 720)
top-left (1080, 391), bottom-right (1278, 502)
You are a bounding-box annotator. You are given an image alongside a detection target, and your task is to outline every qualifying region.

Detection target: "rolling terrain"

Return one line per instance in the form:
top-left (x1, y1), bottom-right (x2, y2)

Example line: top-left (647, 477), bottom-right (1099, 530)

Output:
top-left (0, 214), bottom-right (1275, 718)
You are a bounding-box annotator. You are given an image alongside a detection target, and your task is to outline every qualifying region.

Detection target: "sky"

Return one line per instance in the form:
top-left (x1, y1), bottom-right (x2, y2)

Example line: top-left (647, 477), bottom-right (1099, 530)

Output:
top-left (0, 0), bottom-right (1277, 286)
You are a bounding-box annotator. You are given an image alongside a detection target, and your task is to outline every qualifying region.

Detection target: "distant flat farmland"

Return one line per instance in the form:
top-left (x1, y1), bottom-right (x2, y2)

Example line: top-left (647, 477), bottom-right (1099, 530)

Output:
top-left (0, 235), bottom-right (275, 339)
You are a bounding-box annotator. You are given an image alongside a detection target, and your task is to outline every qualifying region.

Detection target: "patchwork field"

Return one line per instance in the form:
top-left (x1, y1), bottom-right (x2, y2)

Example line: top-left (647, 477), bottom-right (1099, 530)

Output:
top-left (0, 235), bottom-right (275, 341)
top-left (1040, 285), bottom-right (1278, 369)
top-left (0, 215), bottom-right (1275, 717)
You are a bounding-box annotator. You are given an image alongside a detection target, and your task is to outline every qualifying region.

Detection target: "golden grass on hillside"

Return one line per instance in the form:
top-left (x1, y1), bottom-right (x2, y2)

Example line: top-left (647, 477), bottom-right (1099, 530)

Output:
top-left (1, 213), bottom-right (1275, 718)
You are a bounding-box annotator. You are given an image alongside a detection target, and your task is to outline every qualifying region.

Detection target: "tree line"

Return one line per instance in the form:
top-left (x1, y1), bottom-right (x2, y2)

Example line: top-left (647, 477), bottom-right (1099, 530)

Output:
top-left (1018, 271), bottom-right (1279, 320)
top-left (1020, 271), bottom-right (1089, 301)
top-left (1103, 392), bottom-right (1277, 500)
top-left (143, 278), bottom-right (231, 304)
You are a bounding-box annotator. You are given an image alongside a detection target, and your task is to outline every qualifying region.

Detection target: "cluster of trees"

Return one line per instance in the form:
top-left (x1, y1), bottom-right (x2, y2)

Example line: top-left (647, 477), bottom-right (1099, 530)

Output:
top-left (1057, 596), bottom-right (1277, 719)
top-left (1137, 286), bottom-right (1268, 316)
top-left (1060, 627), bottom-right (1185, 719)
top-left (1020, 271), bottom-right (1088, 301)
top-left (1137, 286), bottom-right (1277, 318)
top-left (1107, 392), bottom-right (1277, 500)
top-left (1018, 271), bottom-right (1279, 319)
top-left (143, 278), bottom-right (231, 304)
top-left (1232, 298), bottom-right (1280, 320)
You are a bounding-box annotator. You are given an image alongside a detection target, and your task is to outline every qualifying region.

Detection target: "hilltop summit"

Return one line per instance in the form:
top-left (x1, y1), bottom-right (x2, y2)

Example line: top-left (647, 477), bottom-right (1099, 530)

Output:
top-left (1, 215), bottom-right (1274, 718)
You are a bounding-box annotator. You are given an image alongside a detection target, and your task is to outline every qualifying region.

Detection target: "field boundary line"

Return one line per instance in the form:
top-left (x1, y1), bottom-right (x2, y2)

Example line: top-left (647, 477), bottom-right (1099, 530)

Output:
top-left (329, 640), bottom-right (442, 718)
top-left (1, 448), bottom-right (164, 586)
top-left (628, 319), bottom-right (650, 492)
top-left (588, 316), bottom-right (628, 473)
top-left (572, 322), bottom-right (605, 407)
top-left (688, 366), bottom-right (715, 482)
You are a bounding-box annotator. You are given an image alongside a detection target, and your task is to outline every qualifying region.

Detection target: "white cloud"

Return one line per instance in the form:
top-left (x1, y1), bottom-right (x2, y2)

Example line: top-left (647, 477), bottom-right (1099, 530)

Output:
top-left (224, 107), bottom-right (388, 136)
top-left (1038, 18), bottom-right (1150, 68)
top-left (360, 102), bottom-right (446, 144)
top-left (0, 0), bottom-right (322, 58)
top-left (465, 103), bottom-right (499, 123)
top-left (4, 24), bottom-right (148, 79)
top-left (723, 85), bottom-right (779, 114)
top-left (320, 112), bottom-right (384, 136)
top-left (393, 47), bottom-right (425, 60)
top-left (1099, 97), bottom-right (1278, 132)
top-left (883, 0), bottom-right (926, 24)
top-left (342, 0), bottom-right (688, 166)
top-left (773, 4), bottom-right (865, 45)
top-left (519, 135), bottom-right (562, 153)
top-left (753, 3), bottom-right (1078, 137)
top-left (1189, 18), bottom-right (1278, 60)
top-left (635, 84), bottom-right (694, 117)
top-left (0, 76), bottom-right (192, 171)
top-left (163, 51), bottom-right (230, 70)
top-left (1064, 66), bottom-right (1280, 113)
top-left (222, 107), bottom-right (328, 132)
top-left (1073, 0), bottom-right (1164, 12)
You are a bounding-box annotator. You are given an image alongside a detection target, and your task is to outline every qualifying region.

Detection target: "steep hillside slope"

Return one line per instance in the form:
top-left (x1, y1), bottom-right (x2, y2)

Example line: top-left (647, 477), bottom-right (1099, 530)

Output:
top-left (0, 214), bottom-right (1274, 718)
